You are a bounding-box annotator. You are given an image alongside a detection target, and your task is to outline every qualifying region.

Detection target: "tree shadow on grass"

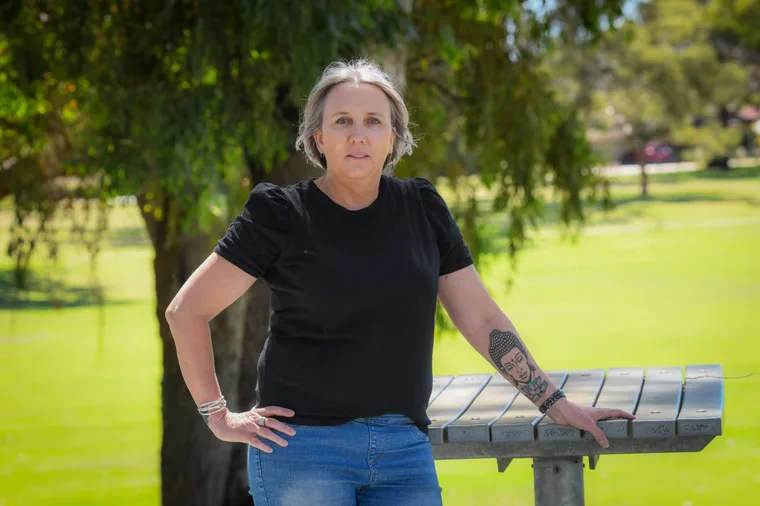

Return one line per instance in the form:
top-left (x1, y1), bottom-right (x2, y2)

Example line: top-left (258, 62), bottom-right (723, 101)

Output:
top-left (612, 165), bottom-right (760, 186)
top-left (475, 188), bottom-right (758, 249)
top-left (611, 192), bottom-right (760, 208)
top-left (472, 179), bottom-right (760, 232)
top-left (0, 269), bottom-right (132, 310)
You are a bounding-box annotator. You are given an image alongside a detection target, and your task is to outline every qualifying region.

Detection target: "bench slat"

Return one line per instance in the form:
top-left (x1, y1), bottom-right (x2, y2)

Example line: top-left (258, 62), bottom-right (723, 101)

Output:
top-left (427, 374), bottom-right (492, 445)
top-left (631, 366), bottom-right (683, 438)
top-left (446, 374), bottom-right (520, 443)
top-left (677, 364), bottom-right (724, 436)
top-left (490, 371), bottom-right (569, 443)
top-left (538, 369), bottom-right (605, 441)
top-left (583, 367), bottom-right (644, 440)
top-left (429, 376), bottom-right (454, 405)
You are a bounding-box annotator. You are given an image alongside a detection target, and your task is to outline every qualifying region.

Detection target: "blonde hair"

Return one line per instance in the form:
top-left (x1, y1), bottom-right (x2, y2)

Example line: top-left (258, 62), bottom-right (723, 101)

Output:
top-left (295, 58), bottom-right (416, 170)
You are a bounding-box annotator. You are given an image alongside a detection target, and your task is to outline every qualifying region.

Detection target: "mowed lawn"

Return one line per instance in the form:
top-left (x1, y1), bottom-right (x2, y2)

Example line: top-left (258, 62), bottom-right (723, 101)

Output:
top-left (1, 167), bottom-right (759, 506)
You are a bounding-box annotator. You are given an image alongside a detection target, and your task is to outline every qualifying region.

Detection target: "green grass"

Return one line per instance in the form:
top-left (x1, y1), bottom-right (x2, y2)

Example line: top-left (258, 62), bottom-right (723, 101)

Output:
top-left (2, 168), bottom-right (760, 505)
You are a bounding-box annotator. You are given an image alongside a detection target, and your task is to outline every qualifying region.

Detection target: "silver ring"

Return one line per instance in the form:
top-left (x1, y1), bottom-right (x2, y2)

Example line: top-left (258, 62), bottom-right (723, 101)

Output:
top-left (256, 415), bottom-right (268, 429)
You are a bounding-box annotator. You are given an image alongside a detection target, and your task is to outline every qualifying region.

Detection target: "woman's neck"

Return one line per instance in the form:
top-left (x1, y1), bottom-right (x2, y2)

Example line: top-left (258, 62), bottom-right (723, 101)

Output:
top-left (316, 172), bottom-right (381, 211)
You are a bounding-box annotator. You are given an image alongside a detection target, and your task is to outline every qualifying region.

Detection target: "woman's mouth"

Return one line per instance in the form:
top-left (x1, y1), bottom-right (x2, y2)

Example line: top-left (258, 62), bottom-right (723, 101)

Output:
top-left (347, 154), bottom-right (369, 159)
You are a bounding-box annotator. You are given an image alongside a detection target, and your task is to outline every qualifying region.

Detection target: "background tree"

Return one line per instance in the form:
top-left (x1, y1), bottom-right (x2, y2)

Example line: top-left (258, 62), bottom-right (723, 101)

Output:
top-left (548, 0), bottom-right (750, 197)
top-left (709, 0), bottom-right (760, 65)
top-left (708, 0), bottom-right (760, 155)
top-left (0, 1), bottom-right (626, 504)
top-left (1, 3), bottom-right (409, 504)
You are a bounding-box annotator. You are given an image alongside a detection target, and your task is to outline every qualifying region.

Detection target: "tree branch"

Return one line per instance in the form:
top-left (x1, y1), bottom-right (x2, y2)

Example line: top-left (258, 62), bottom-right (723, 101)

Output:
top-left (410, 75), bottom-right (473, 105)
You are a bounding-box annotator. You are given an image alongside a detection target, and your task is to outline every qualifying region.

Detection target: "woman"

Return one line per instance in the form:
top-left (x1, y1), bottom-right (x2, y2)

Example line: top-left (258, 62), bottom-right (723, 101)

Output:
top-left (165, 59), bottom-right (634, 506)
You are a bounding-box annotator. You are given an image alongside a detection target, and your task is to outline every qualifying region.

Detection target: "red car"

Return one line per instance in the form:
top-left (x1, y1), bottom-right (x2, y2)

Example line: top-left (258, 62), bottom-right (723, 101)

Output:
top-left (618, 141), bottom-right (679, 164)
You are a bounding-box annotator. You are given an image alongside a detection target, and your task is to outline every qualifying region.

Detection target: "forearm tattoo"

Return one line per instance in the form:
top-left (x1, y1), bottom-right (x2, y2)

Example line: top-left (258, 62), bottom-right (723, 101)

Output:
top-left (488, 329), bottom-right (548, 402)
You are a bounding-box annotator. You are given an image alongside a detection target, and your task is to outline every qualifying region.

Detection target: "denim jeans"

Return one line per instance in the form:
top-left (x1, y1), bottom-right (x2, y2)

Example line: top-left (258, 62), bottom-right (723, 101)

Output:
top-left (247, 414), bottom-right (443, 506)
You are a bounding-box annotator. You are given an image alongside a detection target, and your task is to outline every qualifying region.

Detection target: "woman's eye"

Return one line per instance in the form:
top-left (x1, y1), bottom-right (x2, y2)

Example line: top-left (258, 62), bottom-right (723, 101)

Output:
top-left (367, 117), bottom-right (380, 124)
top-left (336, 117), bottom-right (350, 125)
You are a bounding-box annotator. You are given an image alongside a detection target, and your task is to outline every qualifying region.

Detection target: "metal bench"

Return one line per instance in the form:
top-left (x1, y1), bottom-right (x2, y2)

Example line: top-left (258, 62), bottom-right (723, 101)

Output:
top-left (428, 365), bottom-right (724, 506)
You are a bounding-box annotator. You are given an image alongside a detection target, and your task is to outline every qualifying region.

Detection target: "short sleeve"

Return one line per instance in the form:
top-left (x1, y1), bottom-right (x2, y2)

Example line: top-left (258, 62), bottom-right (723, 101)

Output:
top-left (414, 177), bottom-right (474, 276)
top-left (213, 183), bottom-right (292, 279)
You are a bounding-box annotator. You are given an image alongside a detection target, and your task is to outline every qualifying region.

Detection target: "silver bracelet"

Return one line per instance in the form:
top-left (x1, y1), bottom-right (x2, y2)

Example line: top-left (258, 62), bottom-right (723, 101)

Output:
top-left (198, 396), bottom-right (227, 424)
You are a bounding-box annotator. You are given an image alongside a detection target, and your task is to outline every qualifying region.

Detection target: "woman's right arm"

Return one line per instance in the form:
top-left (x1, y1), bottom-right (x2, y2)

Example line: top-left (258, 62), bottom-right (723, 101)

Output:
top-left (164, 252), bottom-right (295, 452)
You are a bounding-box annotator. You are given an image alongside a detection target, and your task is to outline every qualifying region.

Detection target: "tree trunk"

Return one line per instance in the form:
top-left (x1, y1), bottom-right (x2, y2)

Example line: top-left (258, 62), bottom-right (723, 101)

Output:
top-left (141, 194), bottom-right (250, 506)
top-left (219, 280), bottom-right (272, 506)
top-left (639, 162), bottom-right (648, 198)
top-left (221, 151), bottom-right (319, 506)
top-left (636, 144), bottom-right (649, 198)
top-left (364, 0), bottom-right (412, 91)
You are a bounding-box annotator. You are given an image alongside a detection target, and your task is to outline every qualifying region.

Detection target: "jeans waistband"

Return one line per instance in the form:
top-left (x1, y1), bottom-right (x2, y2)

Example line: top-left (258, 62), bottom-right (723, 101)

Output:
top-left (354, 414), bottom-right (415, 426)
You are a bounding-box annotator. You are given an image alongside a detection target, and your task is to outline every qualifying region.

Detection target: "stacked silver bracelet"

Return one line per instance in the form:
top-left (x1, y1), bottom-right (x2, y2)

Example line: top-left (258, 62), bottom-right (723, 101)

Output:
top-left (198, 396), bottom-right (227, 424)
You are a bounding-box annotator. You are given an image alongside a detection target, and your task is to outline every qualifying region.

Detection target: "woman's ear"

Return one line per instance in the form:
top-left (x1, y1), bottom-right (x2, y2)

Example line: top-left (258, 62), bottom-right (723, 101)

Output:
top-left (313, 130), bottom-right (324, 155)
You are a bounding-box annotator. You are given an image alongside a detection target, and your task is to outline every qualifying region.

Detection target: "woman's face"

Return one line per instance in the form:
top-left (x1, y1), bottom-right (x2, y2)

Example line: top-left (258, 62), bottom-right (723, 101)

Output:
top-left (500, 348), bottom-right (531, 384)
top-left (314, 82), bottom-right (396, 181)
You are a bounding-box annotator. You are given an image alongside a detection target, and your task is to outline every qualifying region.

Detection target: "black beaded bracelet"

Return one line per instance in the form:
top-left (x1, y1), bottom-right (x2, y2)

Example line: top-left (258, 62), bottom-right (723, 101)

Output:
top-left (538, 389), bottom-right (566, 414)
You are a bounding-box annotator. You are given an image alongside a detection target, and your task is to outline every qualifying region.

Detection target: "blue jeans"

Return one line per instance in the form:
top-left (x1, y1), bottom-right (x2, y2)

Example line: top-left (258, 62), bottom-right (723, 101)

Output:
top-left (247, 414), bottom-right (443, 506)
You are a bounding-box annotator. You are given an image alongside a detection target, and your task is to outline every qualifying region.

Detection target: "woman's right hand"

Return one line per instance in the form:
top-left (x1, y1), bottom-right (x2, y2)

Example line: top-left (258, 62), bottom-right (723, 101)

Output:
top-left (208, 406), bottom-right (296, 453)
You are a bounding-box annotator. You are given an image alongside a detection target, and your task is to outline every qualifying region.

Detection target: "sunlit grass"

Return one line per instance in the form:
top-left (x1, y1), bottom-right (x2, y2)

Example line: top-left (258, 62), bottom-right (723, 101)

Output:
top-left (1, 167), bottom-right (759, 506)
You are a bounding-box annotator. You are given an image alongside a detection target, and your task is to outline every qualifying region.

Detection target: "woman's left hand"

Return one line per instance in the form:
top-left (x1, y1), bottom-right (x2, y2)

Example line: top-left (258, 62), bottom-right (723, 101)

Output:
top-left (545, 398), bottom-right (635, 448)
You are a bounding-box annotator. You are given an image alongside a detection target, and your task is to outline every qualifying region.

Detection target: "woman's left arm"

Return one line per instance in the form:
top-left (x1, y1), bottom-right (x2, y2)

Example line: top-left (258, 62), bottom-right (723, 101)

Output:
top-left (438, 264), bottom-right (634, 448)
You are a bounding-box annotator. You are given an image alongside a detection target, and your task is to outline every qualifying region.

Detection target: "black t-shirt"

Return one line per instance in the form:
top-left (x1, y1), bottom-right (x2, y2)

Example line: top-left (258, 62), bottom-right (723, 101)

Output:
top-left (213, 174), bottom-right (473, 432)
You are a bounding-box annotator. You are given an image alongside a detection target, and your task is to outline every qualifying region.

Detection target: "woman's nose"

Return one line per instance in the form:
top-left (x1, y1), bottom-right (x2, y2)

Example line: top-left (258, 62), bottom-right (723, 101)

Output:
top-left (349, 125), bottom-right (367, 143)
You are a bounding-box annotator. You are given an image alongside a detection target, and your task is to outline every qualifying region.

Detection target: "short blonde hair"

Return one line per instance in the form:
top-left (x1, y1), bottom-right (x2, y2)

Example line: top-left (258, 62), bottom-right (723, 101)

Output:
top-left (295, 58), bottom-right (416, 170)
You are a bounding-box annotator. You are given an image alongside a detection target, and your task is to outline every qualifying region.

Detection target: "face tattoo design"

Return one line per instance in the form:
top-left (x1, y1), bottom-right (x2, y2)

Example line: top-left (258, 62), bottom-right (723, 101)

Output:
top-left (488, 329), bottom-right (548, 402)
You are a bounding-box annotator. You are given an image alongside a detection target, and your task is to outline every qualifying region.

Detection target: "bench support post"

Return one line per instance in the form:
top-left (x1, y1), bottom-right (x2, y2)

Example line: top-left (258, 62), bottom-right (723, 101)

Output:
top-left (496, 458), bottom-right (512, 472)
top-left (533, 457), bottom-right (585, 506)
